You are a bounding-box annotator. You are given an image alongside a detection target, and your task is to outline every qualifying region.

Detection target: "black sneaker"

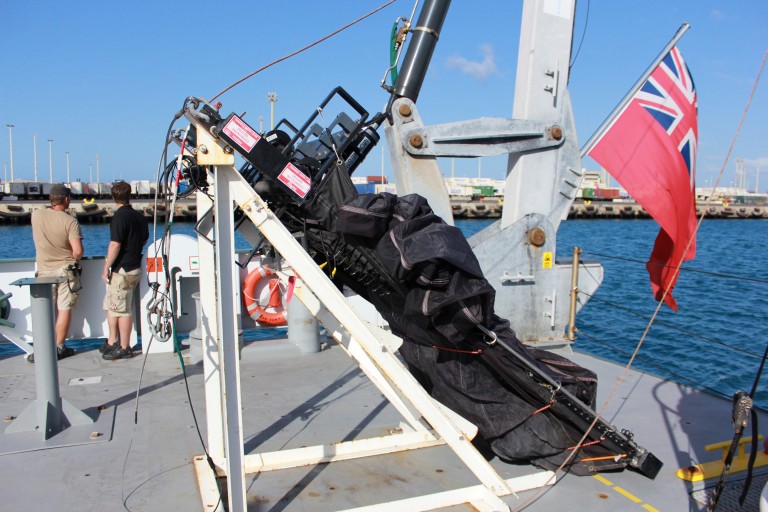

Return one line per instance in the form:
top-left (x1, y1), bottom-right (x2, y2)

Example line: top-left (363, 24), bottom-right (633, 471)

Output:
top-left (57, 345), bottom-right (75, 360)
top-left (102, 346), bottom-right (133, 360)
top-left (99, 341), bottom-right (117, 354)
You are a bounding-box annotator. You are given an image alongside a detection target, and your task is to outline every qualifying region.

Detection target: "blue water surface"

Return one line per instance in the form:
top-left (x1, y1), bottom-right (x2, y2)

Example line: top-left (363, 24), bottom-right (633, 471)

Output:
top-left (1, 218), bottom-right (766, 408)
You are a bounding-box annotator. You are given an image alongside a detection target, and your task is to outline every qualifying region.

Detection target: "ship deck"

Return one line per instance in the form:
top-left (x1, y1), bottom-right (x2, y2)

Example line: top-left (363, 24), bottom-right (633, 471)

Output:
top-left (0, 336), bottom-right (765, 511)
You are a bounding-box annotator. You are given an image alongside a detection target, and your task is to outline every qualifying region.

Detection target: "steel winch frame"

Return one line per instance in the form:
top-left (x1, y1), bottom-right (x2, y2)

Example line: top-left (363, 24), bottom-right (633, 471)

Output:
top-left (190, 121), bottom-right (556, 511)
top-left (183, 1), bottom-right (621, 509)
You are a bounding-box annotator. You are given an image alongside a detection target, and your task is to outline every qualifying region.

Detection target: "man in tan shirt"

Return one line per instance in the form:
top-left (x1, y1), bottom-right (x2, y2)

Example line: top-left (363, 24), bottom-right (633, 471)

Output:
top-left (31, 183), bottom-right (84, 359)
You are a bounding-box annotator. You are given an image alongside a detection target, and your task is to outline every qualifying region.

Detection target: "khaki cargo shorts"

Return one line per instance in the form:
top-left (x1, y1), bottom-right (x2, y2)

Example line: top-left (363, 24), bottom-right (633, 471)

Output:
top-left (36, 266), bottom-right (80, 310)
top-left (103, 268), bottom-right (141, 317)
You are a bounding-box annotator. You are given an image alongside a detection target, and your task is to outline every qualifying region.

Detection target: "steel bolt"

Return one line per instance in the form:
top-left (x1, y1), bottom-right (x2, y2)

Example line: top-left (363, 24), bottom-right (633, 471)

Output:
top-left (550, 126), bottom-right (563, 140)
top-left (409, 134), bottom-right (424, 148)
top-left (398, 104), bottom-right (412, 117)
top-left (528, 227), bottom-right (546, 247)
top-left (199, 145), bottom-right (208, 154)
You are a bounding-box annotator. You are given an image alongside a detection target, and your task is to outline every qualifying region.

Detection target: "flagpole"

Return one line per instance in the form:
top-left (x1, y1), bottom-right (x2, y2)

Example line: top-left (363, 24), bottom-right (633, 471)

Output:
top-left (580, 22), bottom-right (691, 158)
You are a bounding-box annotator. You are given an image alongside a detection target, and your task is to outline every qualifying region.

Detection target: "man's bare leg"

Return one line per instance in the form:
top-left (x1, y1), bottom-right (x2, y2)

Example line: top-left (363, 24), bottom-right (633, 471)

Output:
top-left (107, 312), bottom-right (119, 347)
top-left (118, 316), bottom-right (133, 350)
top-left (55, 309), bottom-right (72, 347)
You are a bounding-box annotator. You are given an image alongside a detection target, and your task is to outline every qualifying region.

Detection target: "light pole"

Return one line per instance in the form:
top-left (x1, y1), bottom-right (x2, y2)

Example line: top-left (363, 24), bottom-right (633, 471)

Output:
top-left (66, 152), bottom-right (70, 183)
top-left (6, 124), bottom-right (14, 182)
top-left (267, 92), bottom-right (278, 130)
top-left (47, 139), bottom-right (54, 183)
top-left (33, 134), bottom-right (38, 181)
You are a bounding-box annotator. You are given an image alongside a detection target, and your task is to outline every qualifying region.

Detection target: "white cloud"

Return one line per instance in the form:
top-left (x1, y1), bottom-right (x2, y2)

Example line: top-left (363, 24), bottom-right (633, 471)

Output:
top-left (745, 157), bottom-right (768, 167)
top-left (445, 44), bottom-right (498, 81)
top-left (710, 9), bottom-right (727, 21)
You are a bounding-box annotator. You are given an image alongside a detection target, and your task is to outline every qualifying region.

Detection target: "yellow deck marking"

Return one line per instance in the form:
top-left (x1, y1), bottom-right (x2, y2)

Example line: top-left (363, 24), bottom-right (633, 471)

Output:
top-left (593, 474), bottom-right (613, 486)
top-left (613, 486), bottom-right (642, 503)
top-left (592, 474), bottom-right (660, 510)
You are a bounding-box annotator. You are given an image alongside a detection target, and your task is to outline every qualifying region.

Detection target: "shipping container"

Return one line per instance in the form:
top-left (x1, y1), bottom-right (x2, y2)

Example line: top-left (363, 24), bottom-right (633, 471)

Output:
top-left (132, 180), bottom-right (153, 196)
top-left (375, 183), bottom-right (397, 194)
top-left (8, 182), bottom-right (26, 196)
top-left (446, 185), bottom-right (475, 198)
top-left (470, 185), bottom-right (495, 197)
top-left (25, 182), bottom-right (43, 196)
top-left (354, 183), bottom-right (377, 195)
top-left (68, 181), bottom-right (85, 196)
top-left (593, 188), bottom-right (620, 199)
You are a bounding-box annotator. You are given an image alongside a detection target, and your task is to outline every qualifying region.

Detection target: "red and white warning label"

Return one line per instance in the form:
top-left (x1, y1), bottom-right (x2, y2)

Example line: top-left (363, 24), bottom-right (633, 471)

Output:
top-left (277, 163), bottom-right (312, 199)
top-left (222, 116), bottom-right (260, 152)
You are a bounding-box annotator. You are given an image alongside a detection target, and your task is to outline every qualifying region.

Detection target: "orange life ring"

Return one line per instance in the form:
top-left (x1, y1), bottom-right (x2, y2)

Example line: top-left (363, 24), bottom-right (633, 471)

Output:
top-left (242, 266), bottom-right (287, 326)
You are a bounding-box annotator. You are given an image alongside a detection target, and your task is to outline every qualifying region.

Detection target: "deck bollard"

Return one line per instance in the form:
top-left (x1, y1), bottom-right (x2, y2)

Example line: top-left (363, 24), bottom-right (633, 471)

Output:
top-left (287, 296), bottom-right (321, 353)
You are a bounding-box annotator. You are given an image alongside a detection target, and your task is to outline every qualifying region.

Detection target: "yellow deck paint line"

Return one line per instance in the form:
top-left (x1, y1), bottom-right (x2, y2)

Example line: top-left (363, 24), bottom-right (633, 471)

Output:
top-left (592, 474), bottom-right (614, 486)
top-left (613, 485), bottom-right (643, 503)
top-left (593, 474), bottom-right (659, 510)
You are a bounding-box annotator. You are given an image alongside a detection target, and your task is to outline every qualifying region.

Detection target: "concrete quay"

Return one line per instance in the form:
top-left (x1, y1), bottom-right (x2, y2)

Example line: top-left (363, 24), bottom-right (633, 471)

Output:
top-left (0, 198), bottom-right (198, 224)
top-left (451, 200), bottom-right (767, 220)
top-left (567, 201), bottom-right (768, 220)
top-left (0, 198), bottom-right (765, 224)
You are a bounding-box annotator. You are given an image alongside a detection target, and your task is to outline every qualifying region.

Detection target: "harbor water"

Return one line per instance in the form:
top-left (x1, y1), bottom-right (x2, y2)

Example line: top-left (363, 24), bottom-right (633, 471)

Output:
top-left (1, 218), bottom-right (766, 409)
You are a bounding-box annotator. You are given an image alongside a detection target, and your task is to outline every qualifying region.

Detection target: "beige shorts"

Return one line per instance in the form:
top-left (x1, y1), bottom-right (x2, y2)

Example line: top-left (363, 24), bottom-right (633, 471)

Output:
top-left (103, 268), bottom-right (141, 317)
top-left (36, 266), bottom-right (79, 310)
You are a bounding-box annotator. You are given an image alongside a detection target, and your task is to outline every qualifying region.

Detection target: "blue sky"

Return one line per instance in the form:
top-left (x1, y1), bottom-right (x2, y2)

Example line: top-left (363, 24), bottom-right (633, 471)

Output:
top-left (1, 1), bottom-right (766, 191)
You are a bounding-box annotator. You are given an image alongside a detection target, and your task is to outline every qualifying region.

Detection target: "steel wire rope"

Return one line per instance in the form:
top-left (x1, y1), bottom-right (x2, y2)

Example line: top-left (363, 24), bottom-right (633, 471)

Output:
top-left (513, 43), bottom-right (768, 512)
top-left (118, 113), bottom-right (179, 510)
top-left (706, 47), bottom-right (768, 512)
top-left (578, 291), bottom-right (765, 360)
top-left (542, 45), bottom-right (768, 512)
top-left (575, 328), bottom-right (755, 407)
top-left (581, 250), bottom-right (768, 284)
top-left (209, 0), bottom-right (397, 103)
top-left (568, 0), bottom-right (590, 72)
top-left (118, 102), bottom-right (225, 510)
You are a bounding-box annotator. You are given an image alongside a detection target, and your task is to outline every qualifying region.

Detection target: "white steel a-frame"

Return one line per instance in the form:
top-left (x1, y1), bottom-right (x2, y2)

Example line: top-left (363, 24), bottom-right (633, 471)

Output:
top-left (190, 125), bottom-right (554, 512)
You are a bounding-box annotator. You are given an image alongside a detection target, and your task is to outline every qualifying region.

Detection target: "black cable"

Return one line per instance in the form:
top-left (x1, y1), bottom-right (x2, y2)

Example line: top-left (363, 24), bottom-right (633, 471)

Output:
top-left (582, 250), bottom-right (768, 284)
top-left (579, 291), bottom-right (765, 360)
top-left (569, 0), bottom-right (590, 72)
top-left (738, 341), bottom-right (768, 505)
top-left (120, 104), bottom-right (224, 508)
top-left (577, 329), bottom-right (735, 403)
top-left (209, 1), bottom-right (396, 102)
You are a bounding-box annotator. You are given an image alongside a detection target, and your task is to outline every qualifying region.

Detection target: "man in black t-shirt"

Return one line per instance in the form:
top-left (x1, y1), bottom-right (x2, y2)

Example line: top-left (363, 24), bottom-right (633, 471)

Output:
top-left (101, 181), bottom-right (149, 360)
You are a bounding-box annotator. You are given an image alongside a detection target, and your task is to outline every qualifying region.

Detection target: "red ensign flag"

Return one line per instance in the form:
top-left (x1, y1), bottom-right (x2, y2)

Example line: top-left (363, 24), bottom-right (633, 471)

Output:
top-left (588, 47), bottom-right (698, 310)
